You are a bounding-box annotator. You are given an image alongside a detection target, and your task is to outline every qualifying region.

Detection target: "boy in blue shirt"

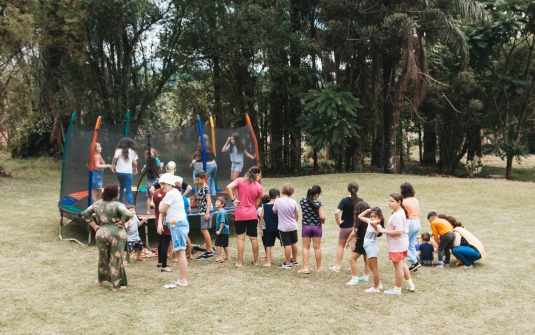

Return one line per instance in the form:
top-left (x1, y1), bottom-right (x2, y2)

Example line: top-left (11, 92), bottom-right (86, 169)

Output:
top-left (214, 196), bottom-right (230, 263)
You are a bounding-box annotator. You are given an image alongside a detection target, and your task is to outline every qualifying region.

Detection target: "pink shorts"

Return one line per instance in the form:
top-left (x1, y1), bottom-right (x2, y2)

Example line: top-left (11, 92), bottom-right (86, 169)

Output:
top-left (388, 250), bottom-right (408, 262)
top-left (338, 227), bottom-right (353, 240)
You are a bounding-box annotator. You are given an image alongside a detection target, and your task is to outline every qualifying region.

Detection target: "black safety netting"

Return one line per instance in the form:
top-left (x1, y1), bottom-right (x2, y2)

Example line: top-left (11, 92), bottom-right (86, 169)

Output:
top-left (59, 122), bottom-right (258, 216)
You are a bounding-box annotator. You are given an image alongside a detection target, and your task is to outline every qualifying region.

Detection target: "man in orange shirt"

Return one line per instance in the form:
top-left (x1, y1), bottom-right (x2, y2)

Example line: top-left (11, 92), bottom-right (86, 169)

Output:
top-left (427, 212), bottom-right (454, 268)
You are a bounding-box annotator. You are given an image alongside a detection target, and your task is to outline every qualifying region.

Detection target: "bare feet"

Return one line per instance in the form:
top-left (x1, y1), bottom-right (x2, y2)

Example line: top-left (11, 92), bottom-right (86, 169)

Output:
top-left (95, 280), bottom-right (102, 286)
top-left (235, 263), bottom-right (243, 267)
top-left (112, 286), bottom-right (126, 291)
top-left (161, 267), bottom-right (172, 272)
top-left (225, 257), bottom-right (231, 261)
top-left (263, 263), bottom-right (271, 267)
top-left (316, 267), bottom-right (323, 273)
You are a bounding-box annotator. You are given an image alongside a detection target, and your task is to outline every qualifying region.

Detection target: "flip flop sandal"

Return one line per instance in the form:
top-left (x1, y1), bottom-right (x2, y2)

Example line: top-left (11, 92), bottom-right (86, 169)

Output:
top-left (161, 267), bottom-right (173, 272)
top-left (164, 283), bottom-right (177, 289)
top-left (171, 280), bottom-right (188, 287)
top-left (214, 259), bottom-right (223, 263)
top-left (297, 269), bottom-right (310, 275)
top-left (251, 261), bottom-right (259, 266)
top-left (329, 266), bottom-right (340, 273)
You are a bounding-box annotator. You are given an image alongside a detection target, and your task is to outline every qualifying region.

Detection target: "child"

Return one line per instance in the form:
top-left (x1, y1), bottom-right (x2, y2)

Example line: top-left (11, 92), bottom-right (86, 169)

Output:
top-left (377, 193), bottom-right (414, 295)
top-left (428, 211), bottom-right (455, 268)
top-left (91, 142), bottom-right (112, 203)
top-left (190, 151), bottom-right (204, 181)
top-left (259, 190), bottom-right (279, 267)
top-left (357, 207), bottom-right (385, 293)
top-left (258, 194), bottom-right (271, 262)
top-left (214, 196), bottom-right (230, 263)
top-left (298, 185), bottom-right (326, 274)
top-left (346, 202), bottom-right (371, 285)
top-left (195, 171), bottom-right (215, 259)
top-left (273, 183), bottom-right (299, 269)
top-left (125, 204), bottom-right (148, 262)
top-left (418, 232), bottom-right (435, 266)
top-left (142, 148), bottom-right (160, 214)
top-left (221, 133), bottom-right (256, 181)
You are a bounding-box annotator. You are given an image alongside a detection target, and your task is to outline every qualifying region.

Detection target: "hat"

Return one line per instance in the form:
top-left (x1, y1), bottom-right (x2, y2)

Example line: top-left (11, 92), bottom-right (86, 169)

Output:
top-left (158, 173), bottom-right (175, 185)
top-left (174, 175), bottom-right (183, 185)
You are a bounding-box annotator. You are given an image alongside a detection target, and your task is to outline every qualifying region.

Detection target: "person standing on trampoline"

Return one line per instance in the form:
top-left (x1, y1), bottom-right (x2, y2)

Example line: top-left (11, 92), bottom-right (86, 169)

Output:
top-left (221, 133), bottom-right (256, 181)
top-left (226, 166), bottom-right (263, 267)
top-left (111, 138), bottom-right (139, 204)
top-left (82, 184), bottom-right (131, 291)
top-left (194, 135), bottom-right (217, 196)
top-left (91, 142), bottom-right (112, 203)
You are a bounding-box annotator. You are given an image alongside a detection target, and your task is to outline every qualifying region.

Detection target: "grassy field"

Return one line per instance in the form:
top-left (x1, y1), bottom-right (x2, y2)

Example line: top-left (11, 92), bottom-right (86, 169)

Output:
top-left (1, 153), bottom-right (535, 334)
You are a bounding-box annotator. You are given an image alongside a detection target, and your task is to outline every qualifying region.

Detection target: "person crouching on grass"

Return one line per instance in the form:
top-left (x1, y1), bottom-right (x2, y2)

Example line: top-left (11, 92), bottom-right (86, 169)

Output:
top-left (377, 193), bottom-right (415, 295)
top-left (273, 183), bottom-right (299, 269)
top-left (158, 173), bottom-right (189, 288)
top-left (195, 171), bottom-right (215, 259)
top-left (124, 205), bottom-right (147, 263)
top-left (214, 196), bottom-right (230, 263)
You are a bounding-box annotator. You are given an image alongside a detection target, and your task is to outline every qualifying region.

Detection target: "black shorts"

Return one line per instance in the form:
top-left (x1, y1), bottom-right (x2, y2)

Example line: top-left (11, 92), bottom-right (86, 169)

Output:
top-left (127, 240), bottom-right (146, 253)
top-left (215, 234), bottom-right (229, 247)
top-left (263, 230), bottom-right (280, 247)
top-left (353, 243), bottom-right (366, 255)
top-left (279, 230), bottom-right (298, 246)
top-left (235, 219), bottom-right (258, 237)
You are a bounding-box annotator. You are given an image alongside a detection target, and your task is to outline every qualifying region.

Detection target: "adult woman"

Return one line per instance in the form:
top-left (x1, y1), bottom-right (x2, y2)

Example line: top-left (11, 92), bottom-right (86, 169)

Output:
top-left (111, 138), bottom-right (139, 204)
top-left (221, 133), bottom-right (256, 181)
top-left (82, 185), bottom-right (131, 291)
top-left (451, 222), bottom-right (486, 269)
top-left (400, 182), bottom-right (421, 272)
top-left (330, 181), bottom-right (363, 273)
top-left (158, 173), bottom-right (189, 287)
top-left (194, 134), bottom-right (217, 196)
top-left (226, 166), bottom-right (263, 267)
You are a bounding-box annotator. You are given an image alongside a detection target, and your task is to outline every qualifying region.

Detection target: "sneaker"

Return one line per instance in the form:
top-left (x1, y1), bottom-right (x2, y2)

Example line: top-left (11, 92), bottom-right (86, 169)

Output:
top-left (407, 284), bottom-right (415, 292)
top-left (410, 262), bottom-right (421, 272)
top-left (384, 288), bottom-right (402, 296)
top-left (346, 278), bottom-right (359, 286)
top-left (378, 282), bottom-right (383, 290)
top-left (290, 260), bottom-right (299, 266)
top-left (279, 262), bottom-right (292, 269)
top-left (357, 276), bottom-right (369, 283)
top-left (364, 287), bottom-right (381, 293)
top-left (435, 264), bottom-right (444, 269)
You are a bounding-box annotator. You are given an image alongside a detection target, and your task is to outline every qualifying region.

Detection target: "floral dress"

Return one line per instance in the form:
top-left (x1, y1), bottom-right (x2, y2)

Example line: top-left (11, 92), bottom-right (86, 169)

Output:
top-left (82, 200), bottom-right (131, 288)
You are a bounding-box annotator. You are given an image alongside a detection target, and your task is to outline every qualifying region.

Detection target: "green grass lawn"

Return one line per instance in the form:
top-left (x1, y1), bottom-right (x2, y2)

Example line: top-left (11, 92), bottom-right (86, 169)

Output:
top-left (1, 153), bottom-right (535, 334)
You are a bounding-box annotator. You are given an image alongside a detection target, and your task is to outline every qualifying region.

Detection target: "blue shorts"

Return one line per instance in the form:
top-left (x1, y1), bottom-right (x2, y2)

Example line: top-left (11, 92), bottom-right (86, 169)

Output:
top-left (92, 169), bottom-right (104, 189)
top-left (146, 177), bottom-right (158, 196)
top-left (168, 220), bottom-right (189, 251)
top-left (363, 241), bottom-right (379, 258)
top-left (231, 161), bottom-right (244, 172)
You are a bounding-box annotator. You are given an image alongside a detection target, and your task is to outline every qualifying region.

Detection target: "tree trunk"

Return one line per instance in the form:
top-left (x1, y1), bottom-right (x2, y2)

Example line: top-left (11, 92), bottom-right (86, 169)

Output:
top-left (506, 154), bottom-right (514, 180)
top-left (383, 58), bottom-right (397, 174)
top-left (422, 121), bottom-right (436, 166)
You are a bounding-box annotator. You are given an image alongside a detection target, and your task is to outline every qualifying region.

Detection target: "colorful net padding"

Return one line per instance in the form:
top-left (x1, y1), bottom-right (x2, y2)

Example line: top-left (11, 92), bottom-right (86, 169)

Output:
top-left (58, 113), bottom-right (260, 246)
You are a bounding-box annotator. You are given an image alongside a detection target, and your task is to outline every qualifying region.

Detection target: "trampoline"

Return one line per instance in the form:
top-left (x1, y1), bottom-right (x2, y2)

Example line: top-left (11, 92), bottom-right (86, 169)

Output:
top-left (58, 113), bottom-right (260, 246)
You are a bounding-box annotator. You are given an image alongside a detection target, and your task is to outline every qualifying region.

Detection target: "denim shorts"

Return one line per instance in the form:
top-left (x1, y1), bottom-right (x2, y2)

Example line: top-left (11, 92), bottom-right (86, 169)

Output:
top-left (168, 220), bottom-right (189, 251)
top-left (200, 214), bottom-right (212, 229)
top-left (231, 161), bottom-right (244, 172)
top-left (92, 169), bottom-right (104, 189)
top-left (363, 241), bottom-right (379, 258)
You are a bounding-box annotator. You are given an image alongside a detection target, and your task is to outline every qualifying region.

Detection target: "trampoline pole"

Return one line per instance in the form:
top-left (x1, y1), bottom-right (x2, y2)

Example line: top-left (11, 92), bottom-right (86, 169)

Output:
top-left (209, 114), bottom-right (218, 192)
top-left (245, 114), bottom-right (260, 168)
top-left (197, 116), bottom-right (207, 171)
top-left (124, 111), bottom-right (130, 138)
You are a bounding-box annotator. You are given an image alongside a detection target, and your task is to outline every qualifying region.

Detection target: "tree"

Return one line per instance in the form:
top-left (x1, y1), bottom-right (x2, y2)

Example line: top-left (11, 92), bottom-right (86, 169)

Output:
top-left (297, 84), bottom-right (361, 172)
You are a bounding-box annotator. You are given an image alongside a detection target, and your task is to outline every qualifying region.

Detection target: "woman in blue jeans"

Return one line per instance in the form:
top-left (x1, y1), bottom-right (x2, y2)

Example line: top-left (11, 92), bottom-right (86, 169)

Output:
top-left (451, 221), bottom-right (486, 269)
top-left (111, 138), bottom-right (139, 204)
top-left (193, 134), bottom-right (217, 196)
top-left (400, 182), bottom-right (421, 271)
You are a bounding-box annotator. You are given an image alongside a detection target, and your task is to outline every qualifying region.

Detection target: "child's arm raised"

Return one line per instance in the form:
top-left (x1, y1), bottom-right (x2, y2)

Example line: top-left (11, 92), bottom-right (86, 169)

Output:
top-left (358, 209), bottom-right (371, 223)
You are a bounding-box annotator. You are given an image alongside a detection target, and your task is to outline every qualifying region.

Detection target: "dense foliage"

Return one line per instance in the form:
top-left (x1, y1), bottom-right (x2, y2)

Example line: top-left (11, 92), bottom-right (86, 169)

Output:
top-left (1, 0), bottom-right (534, 178)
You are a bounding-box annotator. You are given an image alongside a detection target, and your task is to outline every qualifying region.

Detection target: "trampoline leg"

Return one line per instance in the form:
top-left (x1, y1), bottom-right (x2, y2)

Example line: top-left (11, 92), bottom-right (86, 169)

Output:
top-left (145, 224), bottom-right (150, 249)
top-left (59, 214), bottom-right (91, 247)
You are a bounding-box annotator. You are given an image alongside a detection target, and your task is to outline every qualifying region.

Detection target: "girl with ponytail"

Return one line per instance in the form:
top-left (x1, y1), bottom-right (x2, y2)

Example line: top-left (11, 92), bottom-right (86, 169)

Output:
top-left (377, 193), bottom-right (414, 295)
top-left (330, 181), bottom-right (366, 273)
top-left (297, 185), bottom-right (326, 274)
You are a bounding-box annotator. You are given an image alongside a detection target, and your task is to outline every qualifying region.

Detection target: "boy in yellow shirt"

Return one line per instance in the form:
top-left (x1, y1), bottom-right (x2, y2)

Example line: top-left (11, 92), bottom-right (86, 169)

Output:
top-left (427, 211), bottom-right (454, 268)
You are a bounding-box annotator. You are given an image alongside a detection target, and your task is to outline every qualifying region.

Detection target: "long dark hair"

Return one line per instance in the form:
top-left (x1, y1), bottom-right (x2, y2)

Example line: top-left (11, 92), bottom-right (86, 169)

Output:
top-left (390, 192), bottom-right (409, 219)
top-left (348, 181), bottom-right (360, 222)
top-left (115, 138), bottom-right (139, 160)
top-left (230, 132), bottom-right (245, 153)
top-left (369, 207), bottom-right (385, 237)
top-left (306, 185), bottom-right (322, 211)
top-left (354, 201), bottom-right (371, 231)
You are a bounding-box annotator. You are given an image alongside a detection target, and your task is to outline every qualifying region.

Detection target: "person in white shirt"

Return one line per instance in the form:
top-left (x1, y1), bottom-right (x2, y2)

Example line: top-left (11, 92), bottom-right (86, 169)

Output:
top-left (111, 138), bottom-right (139, 204)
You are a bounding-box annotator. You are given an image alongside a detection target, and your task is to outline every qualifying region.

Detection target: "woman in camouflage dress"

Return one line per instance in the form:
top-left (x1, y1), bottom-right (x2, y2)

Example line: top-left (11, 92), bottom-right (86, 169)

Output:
top-left (82, 184), bottom-right (131, 291)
